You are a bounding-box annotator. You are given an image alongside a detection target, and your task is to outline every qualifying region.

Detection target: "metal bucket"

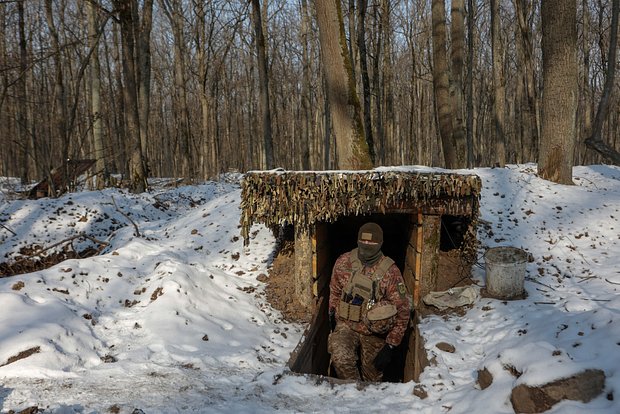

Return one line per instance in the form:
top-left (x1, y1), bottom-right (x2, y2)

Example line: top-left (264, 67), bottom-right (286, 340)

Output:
top-left (484, 246), bottom-right (528, 299)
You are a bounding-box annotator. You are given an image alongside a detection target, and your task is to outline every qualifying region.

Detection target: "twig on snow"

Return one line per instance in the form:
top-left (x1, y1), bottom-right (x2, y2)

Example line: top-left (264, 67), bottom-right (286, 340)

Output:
top-left (111, 196), bottom-right (140, 237)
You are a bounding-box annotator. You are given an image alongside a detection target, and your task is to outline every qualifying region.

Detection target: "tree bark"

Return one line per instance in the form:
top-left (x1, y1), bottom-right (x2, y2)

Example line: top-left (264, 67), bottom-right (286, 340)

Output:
top-left (44, 0), bottom-right (69, 196)
top-left (137, 0), bottom-right (153, 176)
top-left (17, 0), bottom-right (32, 184)
top-left (450, 0), bottom-right (468, 167)
top-left (88, 1), bottom-right (107, 189)
top-left (431, 0), bottom-right (457, 168)
top-left (466, 0), bottom-right (475, 167)
top-left (112, 0), bottom-right (148, 192)
top-left (584, 0), bottom-right (620, 165)
top-left (491, 0), bottom-right (506, 166)
top-left (161, 0), bottom-right (193, 178)
top-left (356, 0), bottom-right (374, 163)
top-left (300, 0), bottom-right (312, 170)
top-left (515, 0), bottom-right (539, 163)
top-left (251, 0), bottom-right (274, 170)
top-left (315, 0), bottom-right (372, 169)
top-left (539, 0), bottom-right (577, 184)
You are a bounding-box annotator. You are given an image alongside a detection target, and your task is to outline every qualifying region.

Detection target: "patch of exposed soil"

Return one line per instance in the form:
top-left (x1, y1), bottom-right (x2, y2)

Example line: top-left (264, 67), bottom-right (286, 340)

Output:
top-left (436, 250), bottom-right (474, 291)
top-left (0, 246), bottom-right (98, 277)
top-left (264, 240), bottom-right (312, 323)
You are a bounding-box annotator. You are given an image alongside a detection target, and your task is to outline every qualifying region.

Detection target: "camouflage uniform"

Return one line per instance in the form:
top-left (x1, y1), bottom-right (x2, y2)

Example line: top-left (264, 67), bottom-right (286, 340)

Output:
top-left (328, 249), bottom-right (410, 381)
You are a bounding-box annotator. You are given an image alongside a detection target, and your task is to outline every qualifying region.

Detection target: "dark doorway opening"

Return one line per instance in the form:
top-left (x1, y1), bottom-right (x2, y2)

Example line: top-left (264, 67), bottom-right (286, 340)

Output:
top-left (287, 212), bottom-right (472, 383)
top-left (325, 214), bottom-right (412, 382)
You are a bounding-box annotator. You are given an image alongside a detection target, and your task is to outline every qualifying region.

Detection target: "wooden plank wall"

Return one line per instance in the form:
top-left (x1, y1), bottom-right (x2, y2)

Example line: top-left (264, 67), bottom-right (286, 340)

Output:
top-left (288, 223), bottom-right (333, 375)
top-left (403, 212), bottom-right (420, 382)
top-left (294, 230), bottom-right (314, 309)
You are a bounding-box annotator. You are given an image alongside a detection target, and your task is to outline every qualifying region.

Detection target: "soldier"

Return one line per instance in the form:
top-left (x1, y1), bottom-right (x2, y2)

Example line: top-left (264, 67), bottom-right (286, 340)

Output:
top-left (328, 222), bottom-right (410, 381)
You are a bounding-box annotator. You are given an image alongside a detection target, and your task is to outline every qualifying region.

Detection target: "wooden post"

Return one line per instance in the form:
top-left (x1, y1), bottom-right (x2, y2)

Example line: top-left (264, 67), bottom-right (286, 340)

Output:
top-left (294, 228), bottom-right (314, 310)
top-left (420, 214), bottom-right (441, 300)
top-left (403, 212), bottom-right (420, 382)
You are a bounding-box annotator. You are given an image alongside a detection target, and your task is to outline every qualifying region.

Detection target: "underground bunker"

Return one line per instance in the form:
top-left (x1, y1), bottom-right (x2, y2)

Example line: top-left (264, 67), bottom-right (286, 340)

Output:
top-left (240, 169), bottom-right (481, 382)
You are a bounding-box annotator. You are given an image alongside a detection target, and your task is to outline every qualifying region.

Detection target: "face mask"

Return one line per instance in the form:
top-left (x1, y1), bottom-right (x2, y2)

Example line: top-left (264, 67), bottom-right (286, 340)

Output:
top-left (357, 241), bottom-right (383, 265)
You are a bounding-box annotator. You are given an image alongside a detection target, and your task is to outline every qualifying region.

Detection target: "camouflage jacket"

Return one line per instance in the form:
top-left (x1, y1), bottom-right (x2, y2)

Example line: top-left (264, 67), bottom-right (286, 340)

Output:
top-left (329, 250), bottom-right (410, 347)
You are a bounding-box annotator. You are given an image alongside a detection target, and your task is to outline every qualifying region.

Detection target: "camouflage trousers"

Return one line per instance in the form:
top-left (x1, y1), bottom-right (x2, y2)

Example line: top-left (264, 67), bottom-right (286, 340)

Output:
top-left (327, 323), bottom-right (385, 381)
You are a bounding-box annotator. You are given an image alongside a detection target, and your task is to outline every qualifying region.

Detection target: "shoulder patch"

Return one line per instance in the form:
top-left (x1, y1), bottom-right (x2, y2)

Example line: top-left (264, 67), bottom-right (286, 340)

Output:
top-left (397, 283), bottom-right (407, 297)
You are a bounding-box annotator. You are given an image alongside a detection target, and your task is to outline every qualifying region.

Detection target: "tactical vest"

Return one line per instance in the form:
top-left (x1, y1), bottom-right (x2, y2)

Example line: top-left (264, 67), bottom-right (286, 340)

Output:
top-left (338, 248), bottom-right (394, 322)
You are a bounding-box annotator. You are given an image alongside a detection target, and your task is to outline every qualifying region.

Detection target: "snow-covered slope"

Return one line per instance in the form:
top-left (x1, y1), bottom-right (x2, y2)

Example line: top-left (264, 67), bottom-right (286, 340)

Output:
top-left (0, 165), bottom-right (618, 413)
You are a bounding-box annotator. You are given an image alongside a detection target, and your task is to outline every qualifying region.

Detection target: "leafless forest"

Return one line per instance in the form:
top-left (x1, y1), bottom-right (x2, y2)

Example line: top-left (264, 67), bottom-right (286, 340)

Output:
top-left (0, 0), bottom-right (618, 191)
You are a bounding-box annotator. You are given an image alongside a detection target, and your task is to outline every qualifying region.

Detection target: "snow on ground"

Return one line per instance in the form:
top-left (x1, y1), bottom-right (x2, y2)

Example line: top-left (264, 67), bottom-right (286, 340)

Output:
top-left (0, 165), bottom-right (618, 413)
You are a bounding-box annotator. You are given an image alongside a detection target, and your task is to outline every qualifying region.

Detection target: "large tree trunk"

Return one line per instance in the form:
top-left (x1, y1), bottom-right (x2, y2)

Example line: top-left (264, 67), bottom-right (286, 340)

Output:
top-left (466, 0), bottom-right (475, 167)
top-left (137, 0), bottom-right (153, 178)
top-left (315, 0), bottom-right (372, 170)
top-left (17, 0), bottom-right (32, 184)
top-left (450, 0), bottom-right (468, 167)
top-left (194, 0), bottom-right (217, 178)
top-left (374, 0), bottom-right (393, 166)
top-left (251, 0), bottom-right (274, 170)
top-left (515, 0), bottom-right (539, 163)
top-left (88, 1), bottom-right (107, 189)
top-left (356, 0), bottom-right (374, 163)
top-left (539, 0), bottom-right (577, 184)
top-left (44, 0), bottom-right (69, 196)
top-left (431, 0), bottom-right (457, 168)
top-left (113, 0), bottom-right (147, 192)
top-left (584, 0), bottom-right (620, 165)
top-left (491, 0), bottom-right (506, 166)
top-left (300, 0), bottom-right (312, 170)
top-left (161, 0), bottom-right (193, 178)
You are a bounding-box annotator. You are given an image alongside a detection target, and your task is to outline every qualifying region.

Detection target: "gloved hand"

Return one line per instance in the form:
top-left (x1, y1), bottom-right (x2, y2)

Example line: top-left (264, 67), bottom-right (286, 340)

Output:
top-left (373, 343), bottom-right (395, 371)
top-left (329, 308), bottom-right (337, 332)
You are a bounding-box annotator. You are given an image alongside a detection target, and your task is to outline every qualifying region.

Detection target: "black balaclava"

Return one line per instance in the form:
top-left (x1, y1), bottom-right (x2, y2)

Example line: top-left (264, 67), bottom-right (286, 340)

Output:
top-left (357, 222), bottom-right (384, 266)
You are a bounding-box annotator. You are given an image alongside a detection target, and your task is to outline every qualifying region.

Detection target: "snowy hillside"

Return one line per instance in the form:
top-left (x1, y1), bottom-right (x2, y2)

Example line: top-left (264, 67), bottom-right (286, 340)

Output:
top-left (0, 165), bottom-right (618, 413)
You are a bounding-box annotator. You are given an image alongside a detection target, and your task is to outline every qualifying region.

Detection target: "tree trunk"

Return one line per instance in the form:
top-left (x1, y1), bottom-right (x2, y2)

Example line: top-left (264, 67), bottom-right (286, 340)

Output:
top-left (251, 0), bottom-right (274, 170)
top-left (357, 0), bottom-right (374, 163)
top-left (466, 0), bottom-right (475, 167)
top-left (585, 0), bottom-right (620, 165)
top-left (491, 0), bottom-right (506, 166)
top-left (17, 0), bottom-right (32, 184)
top-left (113, 0), bottom-right (147, 192)
top-left (315, 0), bottom-right (372, 169)
top-left (300, 0), bottom-right (312, 170)
top-left (450, 0), bottom-right (468, 167)
top-left (44, 0), bottom-right (69, 196)
top-left (88, 1), bottom-right (107, 189)
top-left (137, 0), bottom-right (153, 177)
top-left (515, 0), bottom-right (539, 163)
top-left (194, 0), bottom-right (217, 178)
top-left (161, 0), bottom-right (192, 178)
top-left (539, 0), bottom-right (577, 184)
top-left (431, 0), bottom-right (457, 168)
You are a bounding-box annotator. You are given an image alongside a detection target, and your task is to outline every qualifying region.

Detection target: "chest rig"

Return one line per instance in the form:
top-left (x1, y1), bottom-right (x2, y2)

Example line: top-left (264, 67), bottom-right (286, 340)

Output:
top-left (338, 248), bottom-right (395, 322)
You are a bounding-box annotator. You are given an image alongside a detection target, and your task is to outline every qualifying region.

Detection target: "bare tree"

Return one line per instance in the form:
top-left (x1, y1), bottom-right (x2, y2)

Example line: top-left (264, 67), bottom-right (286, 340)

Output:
top-left (584, 0), bottom-right (620, 164)
top-left (514, 0), bottom-right (539, 163)
top-left (315, 0), bottom-right (372, 169)
top-left (250, 0), bottom-right (274, 169)
top-left (111, 0), bottom-right (151, 192)
top-left (356, 0), bottom-right (374, 163)
top-left (431, 0), bottom-right (457, 168)
top-left (161, 0), bottom-right (194, 178)
top-left (450, 0), bottom-right (468, 167)
top-left (491, 0), bottom-right (506, 166)
top-left (88, 1), bottom-right (107, 188)
top-left (539, 0), bottom-right (578, 184)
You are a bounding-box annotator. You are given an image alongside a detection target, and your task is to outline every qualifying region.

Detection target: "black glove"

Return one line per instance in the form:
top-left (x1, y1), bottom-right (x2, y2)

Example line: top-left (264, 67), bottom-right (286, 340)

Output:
top-left (373, 343), bottom-right (394, 371)
top-left (329, 308), bottom-right (337, 332)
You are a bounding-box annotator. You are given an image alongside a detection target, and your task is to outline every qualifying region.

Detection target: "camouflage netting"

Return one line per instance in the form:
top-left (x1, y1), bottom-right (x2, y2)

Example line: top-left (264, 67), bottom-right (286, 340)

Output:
top-left (240, 169), bottom-right (482, 257)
